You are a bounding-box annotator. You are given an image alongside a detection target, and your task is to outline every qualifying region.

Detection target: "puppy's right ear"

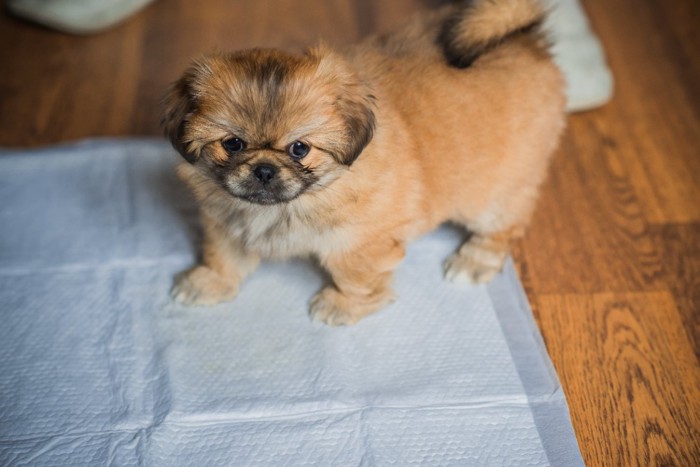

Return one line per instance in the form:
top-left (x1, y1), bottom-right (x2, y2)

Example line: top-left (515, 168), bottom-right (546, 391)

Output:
top-left (162, 71), bottom-right (198, 164)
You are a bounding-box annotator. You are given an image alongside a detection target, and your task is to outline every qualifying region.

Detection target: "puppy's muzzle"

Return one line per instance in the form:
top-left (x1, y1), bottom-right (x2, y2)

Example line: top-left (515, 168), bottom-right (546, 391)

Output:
top-left (253, 163), bottom-right (277, 184)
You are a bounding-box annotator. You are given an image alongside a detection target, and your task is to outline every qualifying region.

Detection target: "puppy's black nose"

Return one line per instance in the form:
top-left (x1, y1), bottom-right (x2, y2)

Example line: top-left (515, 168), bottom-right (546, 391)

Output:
top-left (253, 164), bottom-right (277, 183)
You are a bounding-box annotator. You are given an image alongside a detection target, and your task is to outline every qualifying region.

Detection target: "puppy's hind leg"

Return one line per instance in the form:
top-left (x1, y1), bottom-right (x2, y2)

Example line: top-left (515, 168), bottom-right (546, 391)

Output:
top-left (444, 226), bottom-right (523, 284)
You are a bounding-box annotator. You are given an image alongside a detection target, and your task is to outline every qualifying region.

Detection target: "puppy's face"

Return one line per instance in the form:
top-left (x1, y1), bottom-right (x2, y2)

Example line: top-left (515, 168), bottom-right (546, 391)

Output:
top-left (162, 48), bottom-right (376, 205)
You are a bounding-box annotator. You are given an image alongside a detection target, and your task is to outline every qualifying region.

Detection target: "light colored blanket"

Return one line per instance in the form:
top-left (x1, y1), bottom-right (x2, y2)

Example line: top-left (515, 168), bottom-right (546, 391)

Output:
top-left (545, 0), bottom-right (614, 111)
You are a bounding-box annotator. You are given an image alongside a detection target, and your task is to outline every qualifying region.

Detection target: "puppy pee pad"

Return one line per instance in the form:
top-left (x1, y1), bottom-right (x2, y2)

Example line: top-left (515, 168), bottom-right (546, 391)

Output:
top-left (0, 140), bottom-right (583, 466)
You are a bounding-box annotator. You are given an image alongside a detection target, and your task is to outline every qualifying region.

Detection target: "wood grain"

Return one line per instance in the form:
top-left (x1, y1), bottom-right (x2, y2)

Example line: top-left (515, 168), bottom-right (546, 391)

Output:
top-left (537, 292), bottom-right (700, 466)
top-left (583, 1), bottom-right (700, 224)
top-left (0, 0), bottom-right (699, 464)
top-left (651, 223), bottom-right (700, 359)
top-left (519, 114), bottom-right (666, 295)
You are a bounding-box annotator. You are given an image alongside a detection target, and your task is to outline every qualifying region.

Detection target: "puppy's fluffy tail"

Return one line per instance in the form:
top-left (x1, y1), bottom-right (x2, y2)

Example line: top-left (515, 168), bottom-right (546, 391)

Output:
top-left (439, 0), bottom-right (547, 68)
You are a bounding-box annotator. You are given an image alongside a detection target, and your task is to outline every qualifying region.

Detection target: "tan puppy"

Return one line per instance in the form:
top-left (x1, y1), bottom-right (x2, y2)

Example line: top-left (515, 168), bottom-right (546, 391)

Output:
top-left (162, 0), bottom-right (565, 325)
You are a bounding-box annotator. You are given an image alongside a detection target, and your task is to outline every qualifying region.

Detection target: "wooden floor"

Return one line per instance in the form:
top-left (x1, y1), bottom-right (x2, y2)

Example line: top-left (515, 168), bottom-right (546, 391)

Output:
top-left (1, 0), bottom-right (698, 464)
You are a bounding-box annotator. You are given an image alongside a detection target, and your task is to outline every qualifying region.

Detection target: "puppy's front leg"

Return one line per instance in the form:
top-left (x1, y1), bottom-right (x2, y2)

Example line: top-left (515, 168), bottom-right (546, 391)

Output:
top-left (172, 214), bottom-right (259, 306)
top-left (311, 240), bottom-right (405, 326)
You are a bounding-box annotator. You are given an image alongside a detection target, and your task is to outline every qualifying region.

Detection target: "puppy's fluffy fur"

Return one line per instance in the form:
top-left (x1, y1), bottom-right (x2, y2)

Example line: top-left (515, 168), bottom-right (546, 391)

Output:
top-left (162, 0), bottom-right (565, 325)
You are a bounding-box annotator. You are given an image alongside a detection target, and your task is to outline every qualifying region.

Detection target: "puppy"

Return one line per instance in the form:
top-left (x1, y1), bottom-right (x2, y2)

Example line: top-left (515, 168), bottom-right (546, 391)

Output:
top-left (162, 0), bottom-right (565, 325)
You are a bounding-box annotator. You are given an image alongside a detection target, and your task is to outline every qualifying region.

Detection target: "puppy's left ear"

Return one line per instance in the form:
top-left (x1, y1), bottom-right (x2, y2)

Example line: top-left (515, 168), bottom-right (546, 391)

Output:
top-left (311, 47), bottom-right (376, 166)
top-left (161, 70), bottom-right (199, 164)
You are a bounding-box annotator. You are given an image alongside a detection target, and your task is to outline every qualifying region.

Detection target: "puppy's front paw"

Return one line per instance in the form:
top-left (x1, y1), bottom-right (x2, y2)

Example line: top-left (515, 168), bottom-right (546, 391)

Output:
top-left (171, 266), bottom-right (239, 306)
top-left (444, 246), bottom-right (506, 284)
top-left (310, 288), bottom-right (392, 326)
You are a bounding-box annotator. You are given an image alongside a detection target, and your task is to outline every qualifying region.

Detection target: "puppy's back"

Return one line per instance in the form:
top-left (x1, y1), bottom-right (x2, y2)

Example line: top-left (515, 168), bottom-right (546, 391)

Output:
top-left (350, 0), bottom-right (565, 229)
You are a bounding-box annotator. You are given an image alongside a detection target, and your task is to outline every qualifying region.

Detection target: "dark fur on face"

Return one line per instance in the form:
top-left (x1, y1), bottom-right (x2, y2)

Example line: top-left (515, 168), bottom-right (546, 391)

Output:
top-left (162, 48), bottom-right (376, 205)
top-left (205, 148), bottom-right (319, 205)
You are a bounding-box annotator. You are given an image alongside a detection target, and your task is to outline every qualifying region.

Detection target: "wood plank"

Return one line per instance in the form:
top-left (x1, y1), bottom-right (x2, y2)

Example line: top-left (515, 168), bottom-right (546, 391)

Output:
top-left (518, 0), bottom-right (700, 293)
top-left (518, 114), bottom-right (665, 295)
top-left (537, 292), bottom-right (700, 466)
top-left (582, 0), bottom-right (700, 224)
top-left (0, 7), bottom-right (147, 145)
top-left (650, 223), bottom-right (700, 359)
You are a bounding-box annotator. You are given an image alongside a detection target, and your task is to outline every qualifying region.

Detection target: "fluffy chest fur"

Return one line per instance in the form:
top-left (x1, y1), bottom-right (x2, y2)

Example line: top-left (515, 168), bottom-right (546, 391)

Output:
top-left (220, 202), bottom-right (346, 259)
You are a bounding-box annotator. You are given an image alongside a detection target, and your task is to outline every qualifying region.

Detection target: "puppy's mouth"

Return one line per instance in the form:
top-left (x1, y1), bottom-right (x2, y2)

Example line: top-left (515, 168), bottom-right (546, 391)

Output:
top-left (224, 177), bottom-right (308, 205)
top-left (212, 160), bottom-right (320, 205)
top-left (237, 188), bottom-right (292, 205)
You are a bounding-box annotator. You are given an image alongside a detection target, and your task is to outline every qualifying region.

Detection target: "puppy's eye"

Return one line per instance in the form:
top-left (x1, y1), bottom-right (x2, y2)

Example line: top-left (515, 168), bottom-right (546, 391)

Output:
top-left (288, 141), bottom-right (310, 159)
top-left (222, 137), bottom-right (246, 154)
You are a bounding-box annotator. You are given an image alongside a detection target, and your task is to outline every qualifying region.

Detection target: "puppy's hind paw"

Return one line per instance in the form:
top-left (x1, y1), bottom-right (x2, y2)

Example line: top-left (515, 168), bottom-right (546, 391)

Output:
top-left (171, 266), bottom-right (238, 306)
top-left (444, 248), bottom-right (505, 285)
top-left (309, 290), bottom-right (361, 326)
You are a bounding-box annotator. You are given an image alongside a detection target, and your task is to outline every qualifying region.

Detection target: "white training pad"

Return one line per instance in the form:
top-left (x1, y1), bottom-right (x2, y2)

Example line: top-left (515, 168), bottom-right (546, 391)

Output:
top-left (0, 140), bottom-right (583, 466)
